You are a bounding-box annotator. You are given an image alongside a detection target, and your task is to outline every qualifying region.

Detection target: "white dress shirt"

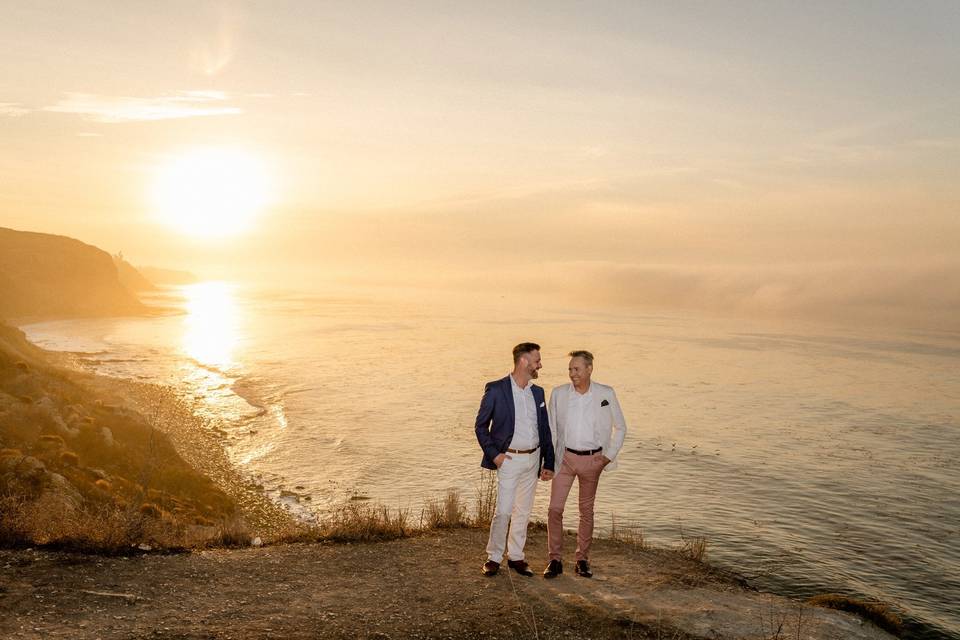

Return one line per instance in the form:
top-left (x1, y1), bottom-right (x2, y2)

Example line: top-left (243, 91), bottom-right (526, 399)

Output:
top-left (549, 381), bottom-right (627, 470)
top-left (565, 384), bottom-right (600, 450)
top-left (509, 374), bottom-right (539, 450)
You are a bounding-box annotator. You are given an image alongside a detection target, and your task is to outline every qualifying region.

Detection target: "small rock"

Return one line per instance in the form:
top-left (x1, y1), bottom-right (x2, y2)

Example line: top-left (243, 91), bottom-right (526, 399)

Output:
top-left (251, 537), bottom-right (263, 547)
top-left (137, 543), bottom-right (152, 551)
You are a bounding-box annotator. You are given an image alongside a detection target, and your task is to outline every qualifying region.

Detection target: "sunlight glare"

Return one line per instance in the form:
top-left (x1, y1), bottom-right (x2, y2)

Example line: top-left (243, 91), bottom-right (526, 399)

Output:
top-left (152, 148), bottom-right (270, 238)
top-left (181, 281), bottom-right (239, 368)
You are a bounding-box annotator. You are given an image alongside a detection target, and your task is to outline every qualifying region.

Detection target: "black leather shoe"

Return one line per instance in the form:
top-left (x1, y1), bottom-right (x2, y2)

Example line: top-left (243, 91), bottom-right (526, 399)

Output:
top-left (543, 559), bottom-right (563, 578)
top-left (507, 559), bottom-right (534, 577)
top-left (482, 560), bottom-right (500, 576)
top-left (574, 560), bottom-right (592, 578)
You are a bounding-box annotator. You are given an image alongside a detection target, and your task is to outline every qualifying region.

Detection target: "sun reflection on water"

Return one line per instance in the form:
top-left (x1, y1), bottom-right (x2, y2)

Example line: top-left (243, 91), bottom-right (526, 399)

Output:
top-left (181, 281), bottom-right (240, 369)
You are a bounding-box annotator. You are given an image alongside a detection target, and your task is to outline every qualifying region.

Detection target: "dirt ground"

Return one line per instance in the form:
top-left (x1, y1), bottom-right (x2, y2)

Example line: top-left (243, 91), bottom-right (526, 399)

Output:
top-left (0, 528), bottom-right (894, 640)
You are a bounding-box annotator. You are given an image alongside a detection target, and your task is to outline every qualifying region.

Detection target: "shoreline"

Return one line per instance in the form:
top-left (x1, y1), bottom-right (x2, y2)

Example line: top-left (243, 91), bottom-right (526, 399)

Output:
top-left (73, 371), bottom-right (298, 539)
top-left (3, 320), bottom-right (941, 638)
top-left (9, 305), bottom-right (178, 328)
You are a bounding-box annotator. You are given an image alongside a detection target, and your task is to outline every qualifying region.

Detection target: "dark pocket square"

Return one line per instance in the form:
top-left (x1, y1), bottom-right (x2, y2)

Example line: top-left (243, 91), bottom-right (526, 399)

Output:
top-left (601, 399), bottom-right (609, 407)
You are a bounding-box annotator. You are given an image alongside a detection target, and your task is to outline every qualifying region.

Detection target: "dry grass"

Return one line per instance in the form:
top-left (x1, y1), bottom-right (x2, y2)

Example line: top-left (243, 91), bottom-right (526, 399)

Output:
top-left (808, 593), bottom-right (902, 636)
top-left (423, 489), bottom-right (469, 529)
top-left (0, 493), bottom-right (192, 553)
top-left (313, 501), bottom-right (411, 543)
top-left (610, 514), bottom-right (647, 549)
top-left (755, 598), bottom-right (813, 640)
top-left (266, 522), bottom-right (319, 545)
top-left (472, 470), bottom-right (497, 527)
top-left (208, 515), bottom-right (254, 548)
top-left (676, 528), bottom-right (708, 562)
top-left (276, 491), bottom-right (470, 546)
top-left (276, 485), bottom-right (487, 546)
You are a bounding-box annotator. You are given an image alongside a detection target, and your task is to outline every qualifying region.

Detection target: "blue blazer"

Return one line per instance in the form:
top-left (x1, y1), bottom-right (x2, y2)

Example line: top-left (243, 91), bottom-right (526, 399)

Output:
top-left (475, 375), bottom-right (555, 473)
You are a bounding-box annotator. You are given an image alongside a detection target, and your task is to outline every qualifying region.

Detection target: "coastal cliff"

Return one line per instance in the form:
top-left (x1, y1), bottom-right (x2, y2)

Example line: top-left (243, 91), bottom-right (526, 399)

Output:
top-left (0, 227), bottom-right (145, 320)
top-left (112, 253), bottom-right (155, 292)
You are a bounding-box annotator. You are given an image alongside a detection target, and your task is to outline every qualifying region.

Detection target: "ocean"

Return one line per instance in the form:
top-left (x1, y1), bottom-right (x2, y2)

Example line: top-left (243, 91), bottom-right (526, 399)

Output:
top-left (21, 281), bottom-right (959, 639)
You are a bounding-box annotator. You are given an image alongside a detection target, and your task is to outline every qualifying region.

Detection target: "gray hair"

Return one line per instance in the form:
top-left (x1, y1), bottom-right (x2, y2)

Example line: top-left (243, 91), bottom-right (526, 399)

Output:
top-left (568, 350), bottom-right (594, 366)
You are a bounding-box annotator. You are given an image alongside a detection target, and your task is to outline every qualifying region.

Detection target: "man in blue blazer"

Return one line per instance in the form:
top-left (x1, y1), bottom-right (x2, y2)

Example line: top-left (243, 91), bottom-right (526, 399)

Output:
top-left (475, 342), bottom-right (556, 577)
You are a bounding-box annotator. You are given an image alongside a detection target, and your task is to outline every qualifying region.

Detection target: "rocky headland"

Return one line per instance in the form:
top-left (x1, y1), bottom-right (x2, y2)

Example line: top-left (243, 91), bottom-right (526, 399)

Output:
top-left (0, 227), bottom-right (145, 320)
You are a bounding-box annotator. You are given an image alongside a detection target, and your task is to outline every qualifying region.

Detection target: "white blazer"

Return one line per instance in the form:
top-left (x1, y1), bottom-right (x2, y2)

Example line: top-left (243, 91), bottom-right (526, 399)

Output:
top-left (549, 382), bottom-right (628, 471)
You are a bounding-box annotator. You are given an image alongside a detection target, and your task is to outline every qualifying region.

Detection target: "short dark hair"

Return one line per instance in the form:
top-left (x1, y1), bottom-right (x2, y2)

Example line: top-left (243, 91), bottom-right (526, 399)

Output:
top-left (513, 342), bottom-right (541, 363)
top-left (568, 350), bottom-right (594, 366)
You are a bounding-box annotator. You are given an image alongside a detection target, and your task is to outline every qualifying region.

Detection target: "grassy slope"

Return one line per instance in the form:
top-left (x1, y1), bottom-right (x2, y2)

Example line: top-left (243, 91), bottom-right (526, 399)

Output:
top-left (0, 321), bottom-right (240, 551)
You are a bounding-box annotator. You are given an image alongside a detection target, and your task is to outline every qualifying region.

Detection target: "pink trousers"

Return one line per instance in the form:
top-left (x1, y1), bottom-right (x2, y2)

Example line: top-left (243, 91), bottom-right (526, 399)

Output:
top-left (547, 451), bottom-right (604, 562)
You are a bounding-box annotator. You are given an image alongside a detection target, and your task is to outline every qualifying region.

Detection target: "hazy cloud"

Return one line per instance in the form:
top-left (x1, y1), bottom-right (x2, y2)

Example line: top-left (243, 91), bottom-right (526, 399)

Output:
top-left (528, 260), bottom-right (960, 329)
top-left (179, 90), bottom-right (230, 101)
top-left (0, 103), bottom-right (29, 117)
top-left (43, 91), bottom-right (241, 122)
top-left (910, 138), bottom-right (960, 150)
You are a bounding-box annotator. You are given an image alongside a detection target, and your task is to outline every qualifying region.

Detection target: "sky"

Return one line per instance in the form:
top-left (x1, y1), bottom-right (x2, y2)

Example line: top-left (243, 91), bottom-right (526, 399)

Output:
top-left (1, 1), bottom-right (958, 328)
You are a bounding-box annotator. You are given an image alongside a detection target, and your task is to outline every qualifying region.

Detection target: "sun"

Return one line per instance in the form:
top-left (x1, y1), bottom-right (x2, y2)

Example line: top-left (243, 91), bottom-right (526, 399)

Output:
top-left (151, 148), bottom-right (270, 238)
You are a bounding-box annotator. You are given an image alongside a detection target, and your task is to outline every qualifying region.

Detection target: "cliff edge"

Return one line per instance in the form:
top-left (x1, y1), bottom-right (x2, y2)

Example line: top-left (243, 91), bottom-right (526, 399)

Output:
top-left (0, 227), bottom-right (144, 320)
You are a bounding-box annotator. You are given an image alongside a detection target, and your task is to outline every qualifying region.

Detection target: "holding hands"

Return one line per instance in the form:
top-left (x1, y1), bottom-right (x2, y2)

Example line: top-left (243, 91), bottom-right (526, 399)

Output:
top-left (494, 452), bottom-right (554, 481)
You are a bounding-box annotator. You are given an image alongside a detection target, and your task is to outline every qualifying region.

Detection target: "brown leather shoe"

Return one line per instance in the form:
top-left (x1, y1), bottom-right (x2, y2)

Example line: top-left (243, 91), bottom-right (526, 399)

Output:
top-left (543, 559), bottom-right (563, 578)
top-left (507, 559), bottom-right (534, 577)
top-left (482, 560), bottom-right (500, 576)
top-left (574, 560), bottom-right (592, 578)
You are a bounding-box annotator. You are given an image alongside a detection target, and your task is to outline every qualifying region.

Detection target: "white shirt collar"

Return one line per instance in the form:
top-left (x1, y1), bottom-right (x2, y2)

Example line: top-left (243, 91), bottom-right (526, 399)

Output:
top-left (510, 374), bottom-right (531, 392)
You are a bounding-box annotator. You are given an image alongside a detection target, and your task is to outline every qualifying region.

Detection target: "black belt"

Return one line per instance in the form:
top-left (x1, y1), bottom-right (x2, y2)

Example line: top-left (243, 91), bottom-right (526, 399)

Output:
top-left (565, 447), bottom-right (602, 455)
top-left (507, 446), bottom-right (539, 454)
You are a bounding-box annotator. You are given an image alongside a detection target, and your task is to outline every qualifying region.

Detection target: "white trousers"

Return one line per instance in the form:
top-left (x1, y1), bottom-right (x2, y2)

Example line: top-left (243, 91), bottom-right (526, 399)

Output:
top-left (485, 451), bottom-right (539, 563)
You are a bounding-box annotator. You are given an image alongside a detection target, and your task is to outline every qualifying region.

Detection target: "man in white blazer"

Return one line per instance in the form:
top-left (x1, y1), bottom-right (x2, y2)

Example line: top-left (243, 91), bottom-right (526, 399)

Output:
top-left (543, 350), bottom-right (627, 579)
